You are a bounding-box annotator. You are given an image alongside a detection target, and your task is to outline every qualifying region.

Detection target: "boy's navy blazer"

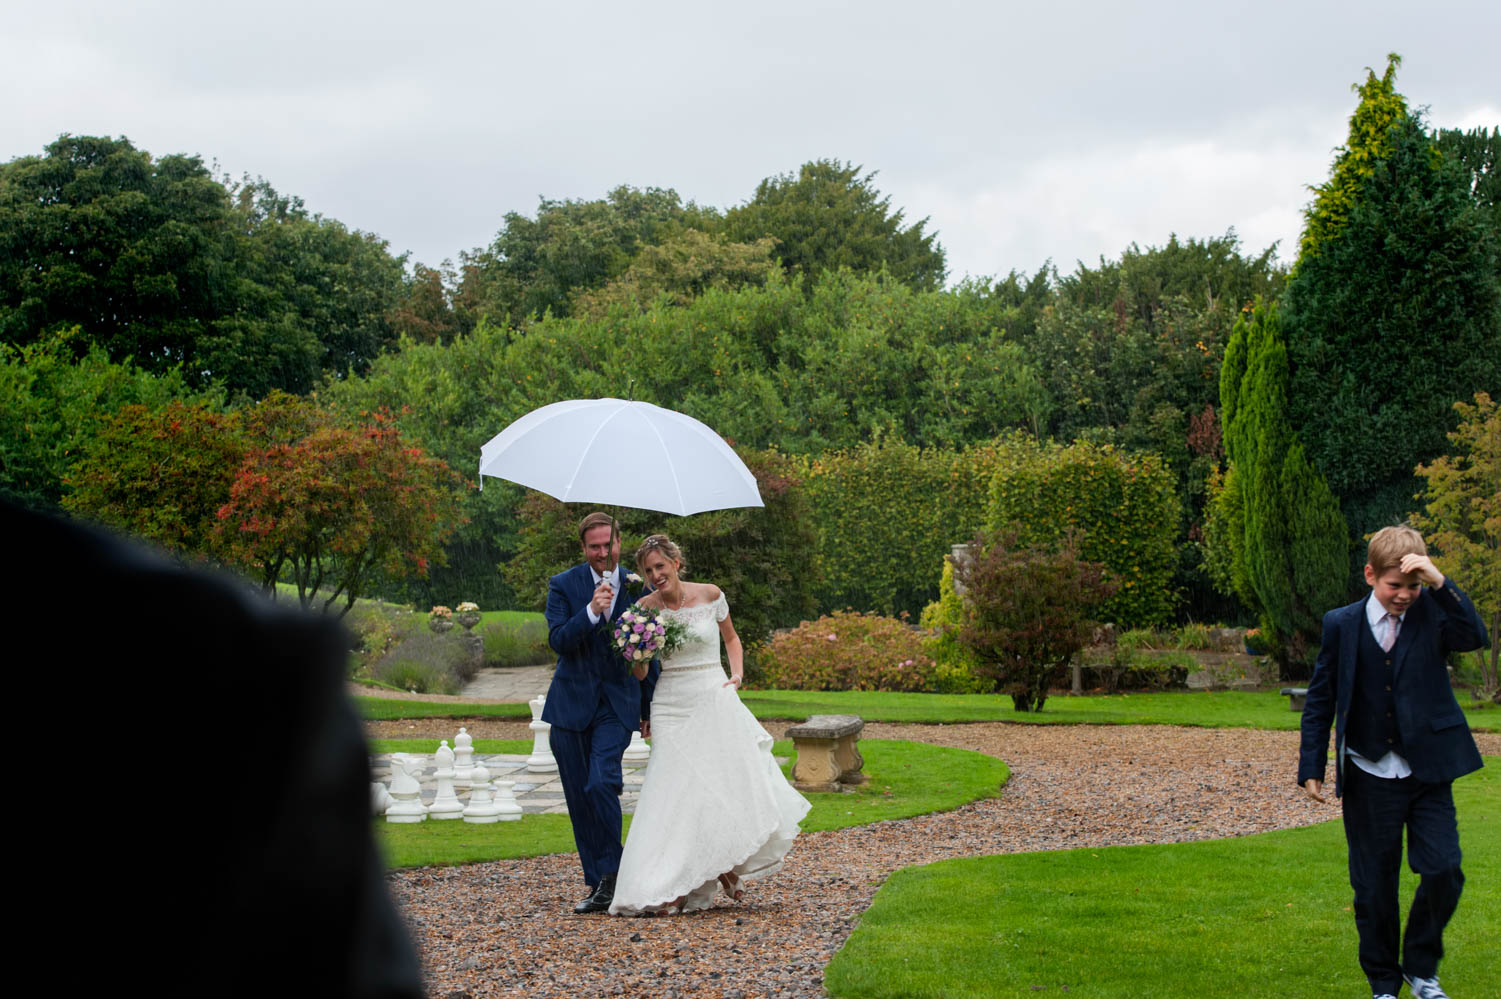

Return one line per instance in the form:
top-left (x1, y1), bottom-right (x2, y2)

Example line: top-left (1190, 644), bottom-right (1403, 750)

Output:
top-left (542, 562), bottom-right (659, 731)
top-left (1298, 579), bottom-right (1488, 797)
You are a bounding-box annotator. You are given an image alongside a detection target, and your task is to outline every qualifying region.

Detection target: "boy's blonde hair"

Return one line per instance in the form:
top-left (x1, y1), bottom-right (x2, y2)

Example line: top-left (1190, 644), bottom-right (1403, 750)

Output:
top-left (1367, 525), bottom-right (1427, 575)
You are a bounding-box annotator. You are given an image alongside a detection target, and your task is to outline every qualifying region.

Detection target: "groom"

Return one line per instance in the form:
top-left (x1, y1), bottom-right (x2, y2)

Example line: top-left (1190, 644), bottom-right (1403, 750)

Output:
top-left (543, 512), bottom-right (658, 914)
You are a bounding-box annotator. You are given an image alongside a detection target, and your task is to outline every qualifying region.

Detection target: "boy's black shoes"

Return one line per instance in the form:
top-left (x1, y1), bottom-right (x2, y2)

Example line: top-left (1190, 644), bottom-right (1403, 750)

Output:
top-left (1404, 975), bottom-right (1450, 999)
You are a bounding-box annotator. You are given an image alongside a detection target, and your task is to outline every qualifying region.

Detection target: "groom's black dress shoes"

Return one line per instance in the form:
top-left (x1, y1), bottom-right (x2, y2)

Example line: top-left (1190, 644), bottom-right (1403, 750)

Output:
top-left (573, 874), bottom-right (616, 914)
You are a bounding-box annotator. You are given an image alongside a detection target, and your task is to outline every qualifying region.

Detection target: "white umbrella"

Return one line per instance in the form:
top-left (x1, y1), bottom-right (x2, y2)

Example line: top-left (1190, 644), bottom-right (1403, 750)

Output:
top-left (479, 398), bottom-right (763, 516)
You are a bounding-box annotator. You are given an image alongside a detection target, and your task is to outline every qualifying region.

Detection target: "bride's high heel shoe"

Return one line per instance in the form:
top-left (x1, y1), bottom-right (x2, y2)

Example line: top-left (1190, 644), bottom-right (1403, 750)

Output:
top-left (718, 872), bottom-right (744, 901)
top-left (653, 894), bottom-right (687, 915)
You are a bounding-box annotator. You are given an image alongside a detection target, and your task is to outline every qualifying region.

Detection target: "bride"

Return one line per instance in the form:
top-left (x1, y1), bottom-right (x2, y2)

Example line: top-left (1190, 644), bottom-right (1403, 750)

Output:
top-left (609, 534), bottom-right (810, 915)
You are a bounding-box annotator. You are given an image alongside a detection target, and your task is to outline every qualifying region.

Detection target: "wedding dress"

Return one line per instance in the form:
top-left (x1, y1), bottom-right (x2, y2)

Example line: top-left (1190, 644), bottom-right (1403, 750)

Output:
top-left (609, 592), bottom-right (810, 914)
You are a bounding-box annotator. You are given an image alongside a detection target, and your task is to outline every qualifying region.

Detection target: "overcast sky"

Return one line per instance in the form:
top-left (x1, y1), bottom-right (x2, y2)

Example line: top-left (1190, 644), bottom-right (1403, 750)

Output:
top-left (5, 1), bottom-right (1497, 284)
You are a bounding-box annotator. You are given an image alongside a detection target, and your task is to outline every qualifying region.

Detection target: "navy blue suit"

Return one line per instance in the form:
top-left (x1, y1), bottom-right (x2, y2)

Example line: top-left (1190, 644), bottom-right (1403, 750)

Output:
top-left (1298, 579), bottom-right (1488, 992)
top-left (543, 563), bottom-right (659, 888)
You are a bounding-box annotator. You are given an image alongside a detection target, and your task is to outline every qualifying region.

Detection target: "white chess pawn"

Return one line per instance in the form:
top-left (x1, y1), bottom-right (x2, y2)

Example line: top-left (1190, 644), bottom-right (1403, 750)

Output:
top-left (453, 727), bottom-right (475, 790)
top-left (526, 694), bottom-right (557, 774)
top-left (385, 754), bottom-right (428, 823)
top-left (623, 728), bottom-right (651, 763)
top-left (492, 778), bottom-right (523, 822)
top-left (462, 765), bottom-right (503, 823)
top-left (428, 741), bottom-right (464, 820)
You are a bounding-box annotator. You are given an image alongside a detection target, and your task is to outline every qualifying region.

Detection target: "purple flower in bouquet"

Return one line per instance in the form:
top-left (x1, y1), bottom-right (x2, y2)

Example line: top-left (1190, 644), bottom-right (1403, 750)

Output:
top-left (610, 601), bottom-right (687, 671)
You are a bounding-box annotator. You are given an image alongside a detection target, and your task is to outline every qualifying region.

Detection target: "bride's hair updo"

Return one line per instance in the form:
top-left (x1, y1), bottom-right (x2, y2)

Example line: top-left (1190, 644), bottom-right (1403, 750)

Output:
top-left (635, 534), bottom-right (686, 572)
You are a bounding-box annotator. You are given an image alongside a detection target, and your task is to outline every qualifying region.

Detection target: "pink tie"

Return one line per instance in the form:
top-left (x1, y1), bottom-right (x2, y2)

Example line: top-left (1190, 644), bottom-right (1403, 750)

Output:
top-left (1382, 613), bottom-right (1400, 652)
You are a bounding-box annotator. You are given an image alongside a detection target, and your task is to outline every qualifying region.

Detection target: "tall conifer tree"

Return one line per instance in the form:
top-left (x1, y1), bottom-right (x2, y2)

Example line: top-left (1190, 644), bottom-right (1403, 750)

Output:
top-left (1216, 300), bottom-right (1348, 673)
top-left (1283, 56), bottom-right (1501, 583)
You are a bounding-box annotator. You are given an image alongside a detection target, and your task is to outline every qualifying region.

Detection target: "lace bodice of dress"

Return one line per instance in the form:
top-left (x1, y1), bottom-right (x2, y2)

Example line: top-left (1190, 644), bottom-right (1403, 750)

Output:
top-left (659, 593), bottom-right (729, 670)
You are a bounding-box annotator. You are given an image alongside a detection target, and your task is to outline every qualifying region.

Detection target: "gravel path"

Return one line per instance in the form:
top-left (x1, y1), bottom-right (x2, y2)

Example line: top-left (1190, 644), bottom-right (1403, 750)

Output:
top-left (382, 722), bottom-right (1501, 999)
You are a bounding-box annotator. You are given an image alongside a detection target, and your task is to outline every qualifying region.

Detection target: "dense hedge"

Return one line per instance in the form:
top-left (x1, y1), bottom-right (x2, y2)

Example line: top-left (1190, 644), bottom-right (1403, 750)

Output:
top-left (798, 436), bottom-right (1032, 617)
top-left (985, 440), bottom-right (1180, 628)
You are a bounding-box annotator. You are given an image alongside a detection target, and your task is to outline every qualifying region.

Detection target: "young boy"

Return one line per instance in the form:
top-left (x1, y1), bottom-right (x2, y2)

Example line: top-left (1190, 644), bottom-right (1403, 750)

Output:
top-left (1298, 526), bottom-right (1488, 999)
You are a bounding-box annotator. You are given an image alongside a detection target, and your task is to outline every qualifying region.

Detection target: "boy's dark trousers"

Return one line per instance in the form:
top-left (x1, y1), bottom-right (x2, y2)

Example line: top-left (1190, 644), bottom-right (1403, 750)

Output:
top-left (1342, 764), bottom-right (1464, 994)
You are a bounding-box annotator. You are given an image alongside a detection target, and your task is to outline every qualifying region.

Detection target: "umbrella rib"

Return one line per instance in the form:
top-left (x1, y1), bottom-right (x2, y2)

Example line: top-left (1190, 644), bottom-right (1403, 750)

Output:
top-left (637, 410), bottom-right (686, 515)
top-left (563, 403), bottom-right (621, 500)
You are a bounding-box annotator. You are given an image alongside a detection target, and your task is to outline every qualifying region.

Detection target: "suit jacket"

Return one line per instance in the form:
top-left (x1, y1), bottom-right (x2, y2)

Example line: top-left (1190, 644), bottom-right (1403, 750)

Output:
top-left (1298, 579), bottom-right (1488, 797)
top-left (542, 562), bottom-right (659, 731)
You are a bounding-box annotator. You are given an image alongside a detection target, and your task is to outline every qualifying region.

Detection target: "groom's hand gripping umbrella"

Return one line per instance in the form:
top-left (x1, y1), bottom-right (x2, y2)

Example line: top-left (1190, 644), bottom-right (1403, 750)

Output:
top-left (478, 398), bottom-right (764, 516)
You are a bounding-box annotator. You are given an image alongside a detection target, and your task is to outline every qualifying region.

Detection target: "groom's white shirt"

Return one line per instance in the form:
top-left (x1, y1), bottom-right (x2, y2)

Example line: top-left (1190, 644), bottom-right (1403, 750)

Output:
top-left (584, 566), bottom-right (620, 625)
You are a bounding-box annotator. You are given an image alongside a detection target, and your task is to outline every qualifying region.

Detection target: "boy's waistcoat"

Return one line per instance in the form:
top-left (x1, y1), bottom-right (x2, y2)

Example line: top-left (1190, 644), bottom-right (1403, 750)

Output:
top-left (1346, 622), bottom-right (1403, 762)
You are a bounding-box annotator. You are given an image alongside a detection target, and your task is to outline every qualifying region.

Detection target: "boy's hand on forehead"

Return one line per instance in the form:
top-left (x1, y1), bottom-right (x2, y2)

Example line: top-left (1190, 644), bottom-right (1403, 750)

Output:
top-left (1399, 553), bottom-right (1444, 589)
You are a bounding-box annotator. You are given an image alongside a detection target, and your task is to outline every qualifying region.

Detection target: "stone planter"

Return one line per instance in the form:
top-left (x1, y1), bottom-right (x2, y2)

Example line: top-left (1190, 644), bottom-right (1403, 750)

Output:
top-left (429, 618), bottom-right (454, 634)
top-left (455, 611), bottom-right (481, 631)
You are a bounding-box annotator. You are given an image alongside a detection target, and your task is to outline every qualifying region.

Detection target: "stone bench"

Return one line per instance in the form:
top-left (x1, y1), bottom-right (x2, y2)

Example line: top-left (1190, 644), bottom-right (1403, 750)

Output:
top-left (786, 714), bottom-right (867, 792)
top-left (1279, 686), bottom-right (1308, 711)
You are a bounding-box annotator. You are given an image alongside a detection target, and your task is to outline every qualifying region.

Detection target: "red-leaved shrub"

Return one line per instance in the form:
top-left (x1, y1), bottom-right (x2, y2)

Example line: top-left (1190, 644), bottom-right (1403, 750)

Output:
top-left (756, 611), bottom-right (942, 692)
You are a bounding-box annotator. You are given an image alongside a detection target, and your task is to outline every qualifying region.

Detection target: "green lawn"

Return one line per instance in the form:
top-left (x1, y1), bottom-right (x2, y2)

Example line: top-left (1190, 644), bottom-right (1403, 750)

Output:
top-left (355, 688), bottom-right (1500, 731)
top-left (825, 760), bottom-right (1499, 999)
top-left (374, 738), bottom-right (1007, 868)
top-left (355, 696), bottom-right (534, 720)
top-left (740, 688), bottom-right (1501, 732)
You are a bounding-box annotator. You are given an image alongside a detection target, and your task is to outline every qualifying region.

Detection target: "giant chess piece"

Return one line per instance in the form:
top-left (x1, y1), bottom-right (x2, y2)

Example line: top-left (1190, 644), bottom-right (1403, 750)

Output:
top-left (385, 753), bottom-right (428, 823)
top-left (428, 741), bottom-right (464, 820)
top-left (623, 728), bottom-right (651, 763)
top-left (526, 694), bottom-right (557, 774)
top-left (461, 765), bottom-right (503, 824)
top-left (453, 727), bottom-right (475, 790)
top-left (492, 778), bottom-right (523, 822)
top-left (371, 781), bottom-right (394, 817)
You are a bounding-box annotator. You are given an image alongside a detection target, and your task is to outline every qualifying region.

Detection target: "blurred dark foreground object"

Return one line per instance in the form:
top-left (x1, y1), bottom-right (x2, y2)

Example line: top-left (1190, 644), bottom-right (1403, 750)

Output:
top-left (4, 501), bottom-right (423, 998)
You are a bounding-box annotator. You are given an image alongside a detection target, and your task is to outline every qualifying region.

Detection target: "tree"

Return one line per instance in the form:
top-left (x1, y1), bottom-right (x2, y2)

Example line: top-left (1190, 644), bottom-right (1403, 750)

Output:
top-left (0, 135), bottom-right (237, 369)
top-left (1436, 125), bottom-right (1501, 217)
top-left (62, 401), bottom-right (245, 559)
top-left (1216, 300), bottom-right (1349, 674)
top-left (0, 332), bottom-right (212, 513)
top-left (1283, 60), bottom-right (1501, 582)
top-left (1296, 54), bottom-right (1410, 264)
top-left (572, 229), bottom-right (778, 318)
top-left (724, 160), bottom-right (946, 291)
top-left (955, 531), bottom-right (1117, 712)
top-left (215, 404), bottom-right (463, 616)
top-left (0, 139), bottom-right (409, 397)
top-left (1411, 393), bottom-right (1501, 697)
top-left (212, 178), bottom-right (407, 394)
top-left (457, 185), bottom-right (702, 328)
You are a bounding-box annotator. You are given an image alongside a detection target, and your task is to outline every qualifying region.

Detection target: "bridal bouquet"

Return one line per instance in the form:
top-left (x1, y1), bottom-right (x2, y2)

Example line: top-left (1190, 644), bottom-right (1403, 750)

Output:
top-left (611, 602), bottom-right (685, 671)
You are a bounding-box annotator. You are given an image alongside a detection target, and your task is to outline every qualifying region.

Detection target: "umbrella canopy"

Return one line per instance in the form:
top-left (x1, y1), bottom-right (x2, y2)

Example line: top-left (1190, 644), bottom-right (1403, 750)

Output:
top-left (479, 398), bottom-right (763, 516)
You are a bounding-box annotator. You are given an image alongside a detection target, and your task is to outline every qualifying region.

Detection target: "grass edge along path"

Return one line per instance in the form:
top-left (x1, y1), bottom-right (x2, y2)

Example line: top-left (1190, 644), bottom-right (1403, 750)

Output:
top-left (740, 688), bottom-right (1501, 732)
top-left (825, 759), bottom-right (1499, 999)
top-left (357, 689), bottom-right (1499, 731)
top-left (374, 738), bottom-right (1007, 869)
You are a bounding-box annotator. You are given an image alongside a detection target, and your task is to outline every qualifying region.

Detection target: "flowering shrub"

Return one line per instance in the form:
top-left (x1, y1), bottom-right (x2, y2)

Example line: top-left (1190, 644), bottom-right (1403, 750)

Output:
top-left (757, 611), bottom-right (943, 692)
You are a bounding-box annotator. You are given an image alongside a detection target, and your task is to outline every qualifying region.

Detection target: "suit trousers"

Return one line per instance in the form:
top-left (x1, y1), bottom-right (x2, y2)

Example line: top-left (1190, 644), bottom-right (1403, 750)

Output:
top-left (1342, 763), bottom-right (1464, 992)
top-left (550, 696), bottom-right (631, 888)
